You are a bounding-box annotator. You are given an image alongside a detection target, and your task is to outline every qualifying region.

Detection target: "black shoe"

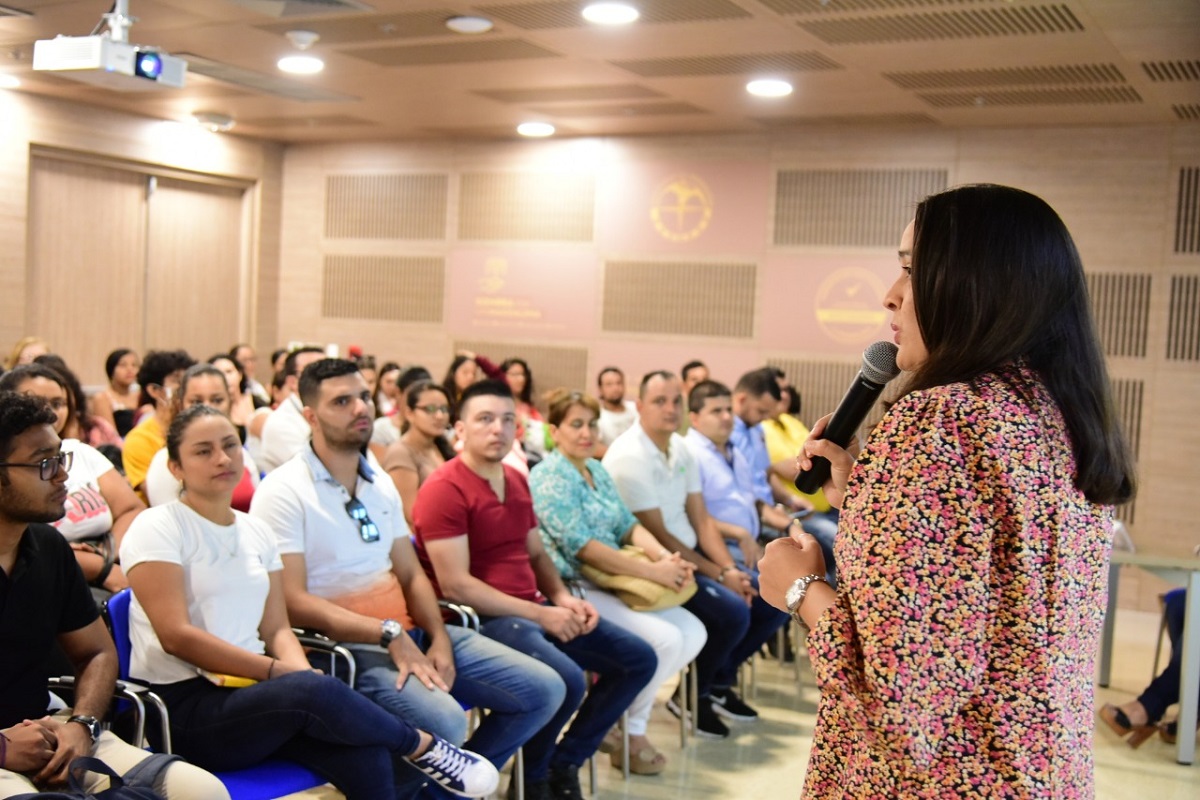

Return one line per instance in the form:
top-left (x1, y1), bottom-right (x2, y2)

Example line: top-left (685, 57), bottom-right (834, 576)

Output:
top-left (507, 776), bottom-right (551, 800)
top-left (695, 699), bottom-right (730, 739)
top-left (548, 764), bottom-right (584, 800)
top-left (710, 688), bottom-right (759, 722)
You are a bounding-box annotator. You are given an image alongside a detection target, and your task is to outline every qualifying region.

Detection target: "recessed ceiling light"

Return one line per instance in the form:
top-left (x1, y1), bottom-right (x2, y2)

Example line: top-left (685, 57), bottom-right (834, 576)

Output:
top-left (582, 3), bottom-right (640, 25)
top-left (0, 74), bottom-right (19, 89)
top-left (746, 78), bottom-right (793, 98)
top-left (278, 54), bottom-right (325, 75)
top-left (191, 111), bottom-right (235, 132)
top-left (517, 122), bottom-right (555, 137)
top-left (446, 15), bottom-right (494, 34)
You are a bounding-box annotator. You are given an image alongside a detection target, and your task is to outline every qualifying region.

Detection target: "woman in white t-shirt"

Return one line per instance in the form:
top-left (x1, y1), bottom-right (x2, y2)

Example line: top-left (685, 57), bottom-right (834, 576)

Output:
top-left (119, 405), bottom-right (498, 800)
top-left (0, 363), bottom-right (145, 592)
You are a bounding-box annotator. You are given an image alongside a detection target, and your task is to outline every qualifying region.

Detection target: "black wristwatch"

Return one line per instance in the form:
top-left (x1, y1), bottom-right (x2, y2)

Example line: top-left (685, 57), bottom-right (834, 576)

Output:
top-left (380, 618), bottom-right (404, 648)
top-left (68, 714), bottom-right (102, 743)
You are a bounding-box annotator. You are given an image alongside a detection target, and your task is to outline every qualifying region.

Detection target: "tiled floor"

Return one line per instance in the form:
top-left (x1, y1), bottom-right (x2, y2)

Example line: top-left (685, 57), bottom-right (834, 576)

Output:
top-left (292, 608), bottom-right (1198, 799)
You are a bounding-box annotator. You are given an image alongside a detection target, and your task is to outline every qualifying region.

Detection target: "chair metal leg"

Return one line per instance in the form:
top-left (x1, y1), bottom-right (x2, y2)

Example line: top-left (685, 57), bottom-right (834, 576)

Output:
top-left (514, 746), bottom-right (524, 800)
top-left (620, 711), bottom-right (630, 780)
top-left (689, 657), bottom-right (699, 737)
top-left (678, 665), bottom-right (689, 748)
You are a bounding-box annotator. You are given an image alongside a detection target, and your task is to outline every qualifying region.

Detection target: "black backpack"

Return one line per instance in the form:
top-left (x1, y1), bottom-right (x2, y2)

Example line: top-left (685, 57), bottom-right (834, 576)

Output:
top-left (10, 753), bottom-right (179, 799)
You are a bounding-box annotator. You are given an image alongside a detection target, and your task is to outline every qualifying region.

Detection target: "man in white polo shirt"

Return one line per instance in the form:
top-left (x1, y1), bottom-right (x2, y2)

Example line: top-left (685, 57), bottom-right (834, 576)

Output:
top-left (602, 370), bottom-right (760, 739)
top-left (250, 358), bottom-right (564, 800)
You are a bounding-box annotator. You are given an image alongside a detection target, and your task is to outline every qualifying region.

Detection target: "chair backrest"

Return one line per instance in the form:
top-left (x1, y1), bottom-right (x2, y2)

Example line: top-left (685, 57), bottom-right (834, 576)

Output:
top-left (105, 588), bottom-right (134, 681)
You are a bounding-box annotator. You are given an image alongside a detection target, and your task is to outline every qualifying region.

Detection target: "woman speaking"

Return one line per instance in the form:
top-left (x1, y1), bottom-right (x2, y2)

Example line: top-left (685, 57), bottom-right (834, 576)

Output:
top-left (760, 184), bottom-right (1135, 798)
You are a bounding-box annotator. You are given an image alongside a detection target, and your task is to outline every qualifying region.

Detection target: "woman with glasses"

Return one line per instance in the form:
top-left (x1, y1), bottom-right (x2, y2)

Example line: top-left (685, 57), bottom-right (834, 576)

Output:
top-left (123, 350), bottom-right (196, 502)
top-left (144, 364), bottom-right (260, 512)
top-left (0, 364), bottom-right (145, 593)
top-left (383, 381), bottom-right (456, 528)
top-left (120, 404), bottom-right (500, 799)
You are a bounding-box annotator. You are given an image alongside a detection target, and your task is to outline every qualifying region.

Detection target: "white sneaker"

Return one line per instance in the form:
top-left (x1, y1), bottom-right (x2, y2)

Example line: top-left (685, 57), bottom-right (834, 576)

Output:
top-left (407, 736), bottom-right (500, 798)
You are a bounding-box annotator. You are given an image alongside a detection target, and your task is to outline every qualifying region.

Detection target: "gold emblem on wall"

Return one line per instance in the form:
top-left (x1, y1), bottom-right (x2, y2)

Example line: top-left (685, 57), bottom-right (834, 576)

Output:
top-left (813, 268), bottom-right (889, 344)
top-left (651, 174), bottom-right (714, 242)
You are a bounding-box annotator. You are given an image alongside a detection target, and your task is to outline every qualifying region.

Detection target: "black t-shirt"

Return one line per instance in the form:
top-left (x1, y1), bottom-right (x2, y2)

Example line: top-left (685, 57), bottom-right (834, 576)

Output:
top-left (0, 524), bottom-right (99, 728)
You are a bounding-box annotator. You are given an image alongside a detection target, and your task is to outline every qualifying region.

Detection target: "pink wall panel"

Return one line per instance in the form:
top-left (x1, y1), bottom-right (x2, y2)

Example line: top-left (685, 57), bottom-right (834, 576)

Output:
top-left (587, 340), bottom-right (763, 399)
top-left (597, 160), bottom-right (771, 255)
top-left (446, 247), bottom-right (601, 339)
top-left (760, 253), bottom-right (897, 357)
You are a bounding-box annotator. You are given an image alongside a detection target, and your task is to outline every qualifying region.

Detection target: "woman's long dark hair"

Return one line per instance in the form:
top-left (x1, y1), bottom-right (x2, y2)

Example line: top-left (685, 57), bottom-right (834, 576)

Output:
top-left (904, 184), bottom-right (1134, 505)
top-left (404, 380), bottom-right (457, 461)
top-left (500, 358), bottom-right (534, 406)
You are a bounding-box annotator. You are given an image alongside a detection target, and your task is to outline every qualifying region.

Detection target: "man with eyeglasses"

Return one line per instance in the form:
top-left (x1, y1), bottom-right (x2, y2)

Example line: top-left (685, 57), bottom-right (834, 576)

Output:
top-left (413, 379), bottom-right (658, 800)
top-left (250, 359), bottom-right (564, 800)
top-left (0, 391), bottom-right (228, 797)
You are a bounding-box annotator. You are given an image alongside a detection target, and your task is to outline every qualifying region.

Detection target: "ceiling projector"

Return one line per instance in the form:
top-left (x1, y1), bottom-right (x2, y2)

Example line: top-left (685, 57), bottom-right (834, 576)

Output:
top-left (33, 35), bottom-right (186, 91)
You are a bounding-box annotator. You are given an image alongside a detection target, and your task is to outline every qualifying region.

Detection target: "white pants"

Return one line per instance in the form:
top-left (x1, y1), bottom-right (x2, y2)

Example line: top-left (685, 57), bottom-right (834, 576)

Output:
top-left (582, 581), bottom-right (707, 736)
top-left (0, 729), bottom-right (229, 799)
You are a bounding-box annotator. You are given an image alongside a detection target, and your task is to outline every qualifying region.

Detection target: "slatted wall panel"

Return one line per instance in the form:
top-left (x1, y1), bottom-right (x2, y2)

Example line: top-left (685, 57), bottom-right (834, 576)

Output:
top-left (325, 174), bottom-right (448, 239)
top-left (1167, 275), bottom-right (1200, 361)
top-left (322, 255), bottom-right (444, 322)
top-left (774, 169), bottom-right (947, 246)
top-left (767, 357), bottom-right (889, 433)
top-left (1086, 273), bottom-right (1151, 358)
top-left (1176, 167), bottom-right (1200, 253)
top-left (1110, 378), bottom-right (1143, 524)
top-left (602, 261), bottom-right (756, 338)
top-left (453, 339), bottom-right (589, 413)
top-left (458, 173), bottom-right (595, 241)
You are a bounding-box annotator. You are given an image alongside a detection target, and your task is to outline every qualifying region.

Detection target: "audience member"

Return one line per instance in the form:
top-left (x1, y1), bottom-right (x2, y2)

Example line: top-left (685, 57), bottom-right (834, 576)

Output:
top-left (530, 388), bottom-right (706, 775)
top-left (595, 367), bottom-right (637, 458)
top-left (121, 404), bottom-right (499, 799)
top-left (30, 355), bottom-right (122, 455)
top-left (0, 391), bottom-right (226, 798)
top-left (383, 380), bottom-right (456, 528)
top-left (602, 370), bottom-right (770, 738)
top-left (502, 358), bottom-right (545, 460)
top-left (414, 380), bottom-right (657, 800)
top-left (89, 348), bottom-right (140, 438)
top-left (375, 361), bottom-right (403, 418)
top-left (208, 353), bottom-right (260, 440)
top-left (0, 366), bottom-right (144, 594)
top-left (121, 349), bottom-right (196, 502)
top-left (143, 364), bottom-right (260, 512)
top-left (4, 337), bottom-right (50, 371)
top-left (257, 347), bottom-right (325, 472)
top-left (678, 361), bottom-right (708, 434)
top-left (269, 348), bottom-right (288, 379)
top-left (252, 359), bottom-right (561, 799)
top-left (230, 343), bottom-right (270, 406)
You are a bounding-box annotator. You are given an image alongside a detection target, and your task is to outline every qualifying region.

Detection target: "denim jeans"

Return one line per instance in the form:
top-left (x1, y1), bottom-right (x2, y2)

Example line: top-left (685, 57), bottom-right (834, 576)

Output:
top-left (153, 670), bottom-right (420, 800)
top-left (684, 572), bottom-right (788, 697)
top-left (350, 625), bottom-right (566, 797)
top-left (479, 614), bottom-right (657, 781)
top-left (1138, 588), bottom-right (1196, 723)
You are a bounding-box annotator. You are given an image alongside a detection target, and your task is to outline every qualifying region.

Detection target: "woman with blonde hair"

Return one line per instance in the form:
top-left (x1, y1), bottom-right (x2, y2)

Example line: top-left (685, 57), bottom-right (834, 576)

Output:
top-left (4, 336), bottom-right (50, 370)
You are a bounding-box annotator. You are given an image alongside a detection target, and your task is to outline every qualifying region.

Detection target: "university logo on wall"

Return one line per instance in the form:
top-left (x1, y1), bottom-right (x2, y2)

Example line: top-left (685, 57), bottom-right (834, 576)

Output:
top-left (650, 174), bottom-right (714, 242)
top-left (813, 268), bottom-right (889, 344)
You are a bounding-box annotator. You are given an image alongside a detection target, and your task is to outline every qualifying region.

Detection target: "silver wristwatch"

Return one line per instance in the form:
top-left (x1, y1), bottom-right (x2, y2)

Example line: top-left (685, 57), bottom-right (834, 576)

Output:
top-left (380, 618), bottom-right (404, 647)
top-left (68, 714), bottom-right (102, 742)
top-left (784, 574), bottom-right (827, 621)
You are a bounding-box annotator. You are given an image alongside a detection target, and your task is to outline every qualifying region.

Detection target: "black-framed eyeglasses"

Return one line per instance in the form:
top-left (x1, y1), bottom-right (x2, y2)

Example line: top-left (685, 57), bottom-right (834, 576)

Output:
top-left (0, 451), bottom-right (73, 481)
top-left (345, 497), bottom-right (380, 543)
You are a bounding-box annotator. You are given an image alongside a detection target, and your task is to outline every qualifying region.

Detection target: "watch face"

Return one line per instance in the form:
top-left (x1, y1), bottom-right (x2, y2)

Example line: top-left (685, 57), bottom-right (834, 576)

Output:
top-left (785, 583), bottom-right (804, 612)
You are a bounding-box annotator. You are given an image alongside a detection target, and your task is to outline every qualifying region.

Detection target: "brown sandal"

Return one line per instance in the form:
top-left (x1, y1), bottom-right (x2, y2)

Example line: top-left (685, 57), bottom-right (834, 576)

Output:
top-left (609, 738), bottom-right (667, 775)
top-left (1099, 704), bottom-right (1157, 748)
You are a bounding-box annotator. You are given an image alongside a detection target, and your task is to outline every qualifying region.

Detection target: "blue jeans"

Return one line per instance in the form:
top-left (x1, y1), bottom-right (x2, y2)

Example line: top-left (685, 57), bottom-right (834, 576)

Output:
top-left (154, 670), bottom-right (420, 800)
top-left (801, 512), bottom-right (840, 589)
top-left (684, 573), bottom-right (788, 697)
top-left (1138, 589), bottom-right (1197, 723)
top-left (350, 626), bottom-right (566, 797)
top-left (479, 615), bottom-right (657, 781)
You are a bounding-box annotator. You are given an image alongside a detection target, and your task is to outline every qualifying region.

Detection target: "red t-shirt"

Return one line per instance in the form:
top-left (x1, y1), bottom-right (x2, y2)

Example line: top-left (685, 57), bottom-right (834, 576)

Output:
top-left (413, 456), bottom-right (541, 603)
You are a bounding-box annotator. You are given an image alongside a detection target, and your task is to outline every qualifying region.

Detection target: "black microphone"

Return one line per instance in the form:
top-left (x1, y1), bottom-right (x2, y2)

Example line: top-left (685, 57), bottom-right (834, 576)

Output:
top-left (794, 341), bottom-right (900, 495)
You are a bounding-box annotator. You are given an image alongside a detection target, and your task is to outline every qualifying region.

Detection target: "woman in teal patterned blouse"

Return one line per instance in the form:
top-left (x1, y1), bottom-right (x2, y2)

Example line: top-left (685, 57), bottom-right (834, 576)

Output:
top-left (529, 389), bottom-right (706, 776)
top-left (760, 185), bottom-right (1136, 798)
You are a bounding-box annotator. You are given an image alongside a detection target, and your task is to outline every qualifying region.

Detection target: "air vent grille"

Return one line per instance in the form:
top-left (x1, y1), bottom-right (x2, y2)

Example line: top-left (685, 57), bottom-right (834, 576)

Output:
top-left (1174, 104), bottom-right (1200, 121)
top-left (325, 174), bottom-right (448, 240)
top-left (177, 53), bottom-right (358, 103)
top-left (459, 173), bottom-right (595, 241)
top-left (1085, 273), bottom-right (1151, 359)
top-left (527, 102), bottom-right (705, 118)
top-left (1177, 167), bottom-right (1200, 254)
top-left (761, 0), bottom-right (994, 13)
top-left (799, 4), bottom-right (1084, 45)
top-left (918, 86), bottom-right (1142, 108)
top-left (603, 261), bottom-right (757, 338)
top-left (885, 63), bottom-right (1125, 90)
top-left (1110, 377), bottom-right (1142, 524)
top-left (322, 255), bottom-right (444, 323)
top-left (474, 85), bottom-right (664, 104)
top-left (482, 0), bottom-right (751, 29)
top-left (774, 169), bottom-right (947, 246)
top-left (767, 357), bottom-right (888, 433)
top-left (1167, 275), bottom-right (1200, 361)
top-left (346, 39), bottom-right (560, 67)
top-left (611, 51), bottom-right (841, 78)
top-left (753, 112), bottom-right (937, 127)
top-left (1142, 61), bottom-right (1200, 83)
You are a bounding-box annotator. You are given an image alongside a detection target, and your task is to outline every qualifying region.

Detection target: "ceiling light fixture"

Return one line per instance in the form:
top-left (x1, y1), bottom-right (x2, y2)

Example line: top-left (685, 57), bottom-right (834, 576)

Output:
top-left (582, 3), bottom-right (640, 25)
top-left (517, 121), bottom-right (555, 137)
top-left (446, 15), bottom-right (494, 34)
top-left (0, 74), bottom-right (19, 89)
top-left (191, 110), bottom-right (235, 132)
top-left (746, 78), bottom-right (793, 98)
top-left (278, 30), bottom-right (324, 75)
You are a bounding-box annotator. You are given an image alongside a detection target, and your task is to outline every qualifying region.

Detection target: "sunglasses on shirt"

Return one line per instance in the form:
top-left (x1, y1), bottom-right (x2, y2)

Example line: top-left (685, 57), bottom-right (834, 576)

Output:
top-left (344, 497), bottom-right (381, 543)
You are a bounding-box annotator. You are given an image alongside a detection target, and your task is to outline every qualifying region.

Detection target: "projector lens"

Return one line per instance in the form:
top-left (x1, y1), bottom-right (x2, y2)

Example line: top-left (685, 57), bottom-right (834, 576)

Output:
top-left (135, 52), bottom-right (163, 79)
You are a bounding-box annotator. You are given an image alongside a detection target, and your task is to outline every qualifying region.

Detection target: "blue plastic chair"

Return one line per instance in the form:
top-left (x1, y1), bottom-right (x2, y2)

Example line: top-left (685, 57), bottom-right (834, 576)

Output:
top-left (105, 588), bottom-right (330, 800)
